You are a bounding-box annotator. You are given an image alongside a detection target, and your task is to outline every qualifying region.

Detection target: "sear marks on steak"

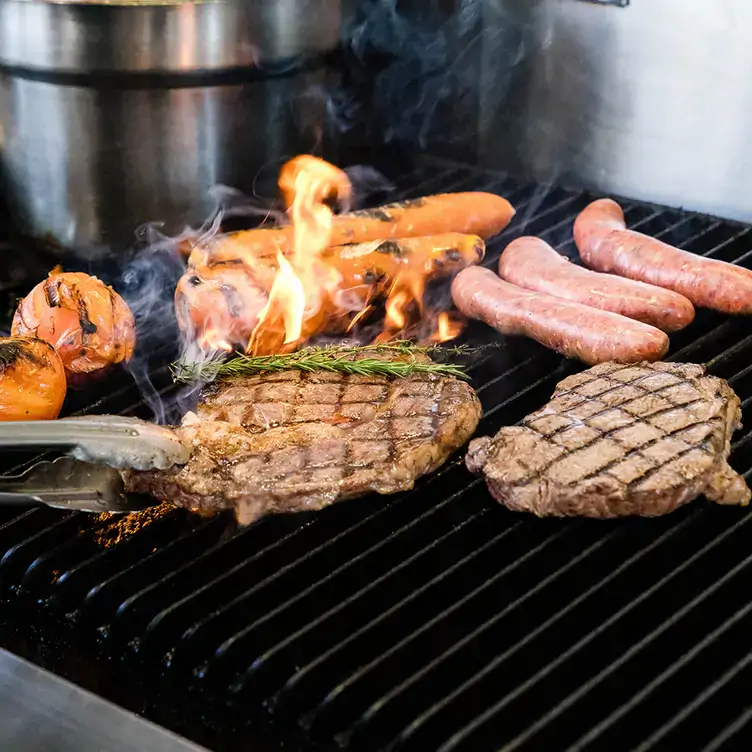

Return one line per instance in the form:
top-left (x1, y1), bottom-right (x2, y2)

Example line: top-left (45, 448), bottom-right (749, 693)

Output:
top-left (466, 361), bottom-right (751, 518)
top-left (125, 354), bottom-right (481, 525)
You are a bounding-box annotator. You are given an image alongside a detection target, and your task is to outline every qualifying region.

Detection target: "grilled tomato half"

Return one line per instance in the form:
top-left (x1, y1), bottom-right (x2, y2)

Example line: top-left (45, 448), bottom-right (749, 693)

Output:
top-left (12, 269), bottom-right (136, 386)
top-left (0, 336), bottom-right (66, 420)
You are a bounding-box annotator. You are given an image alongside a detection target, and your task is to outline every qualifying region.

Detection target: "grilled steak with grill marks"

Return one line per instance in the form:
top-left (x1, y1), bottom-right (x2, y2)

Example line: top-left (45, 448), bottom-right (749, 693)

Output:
top-left (466, 361), bottom-right (751, 518)
top-left (125, 354), bottom-right (481, 525)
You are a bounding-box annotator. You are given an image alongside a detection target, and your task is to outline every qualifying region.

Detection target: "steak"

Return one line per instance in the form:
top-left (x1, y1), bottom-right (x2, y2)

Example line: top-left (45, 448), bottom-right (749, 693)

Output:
top-left (125, 354), bottom-right (481, 525)
top-left (466, 361), bottom-right (751, 518)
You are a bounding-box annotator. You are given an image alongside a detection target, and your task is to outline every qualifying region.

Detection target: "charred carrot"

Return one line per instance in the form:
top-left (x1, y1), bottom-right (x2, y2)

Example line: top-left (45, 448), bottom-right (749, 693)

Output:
top-left (328, 193), bottom-right (514, 244)
top-left (324, 233), bottom-right (485, 292)
top-left (176, 233), bottom-right (485, 351)
top-left (182, 192), bottom-right (514, 262)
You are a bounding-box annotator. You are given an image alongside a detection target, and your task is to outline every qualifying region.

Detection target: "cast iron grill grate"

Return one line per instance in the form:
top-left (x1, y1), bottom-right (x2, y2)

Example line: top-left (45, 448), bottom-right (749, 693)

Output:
top-left (1, 161), bottom-right (752, 752)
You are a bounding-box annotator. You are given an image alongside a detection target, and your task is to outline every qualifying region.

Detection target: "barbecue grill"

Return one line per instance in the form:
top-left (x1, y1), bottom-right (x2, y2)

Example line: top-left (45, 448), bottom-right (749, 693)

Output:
top-left (1, 159), bottom-right (752, 751)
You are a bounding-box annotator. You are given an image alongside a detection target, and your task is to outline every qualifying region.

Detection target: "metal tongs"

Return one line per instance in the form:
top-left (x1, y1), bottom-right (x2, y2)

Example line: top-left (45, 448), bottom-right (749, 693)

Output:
top-left (0, 416), bottom-right (190, 514)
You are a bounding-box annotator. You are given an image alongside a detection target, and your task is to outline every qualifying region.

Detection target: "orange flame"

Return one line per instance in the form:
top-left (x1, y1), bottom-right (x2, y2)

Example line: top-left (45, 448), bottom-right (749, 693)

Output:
top-left (177, 155), bottom-right (474, 356)
top-left (246, 156), bottom-right (345, 351)
top-left (255, 252), bottom-right (306, 346)
top-left (432, 312), bottom-right (464, 343)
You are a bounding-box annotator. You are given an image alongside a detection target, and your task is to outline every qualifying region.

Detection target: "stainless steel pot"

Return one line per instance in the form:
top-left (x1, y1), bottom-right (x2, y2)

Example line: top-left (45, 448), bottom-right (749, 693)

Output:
top-left (0, 0), bottom-right (350, 259)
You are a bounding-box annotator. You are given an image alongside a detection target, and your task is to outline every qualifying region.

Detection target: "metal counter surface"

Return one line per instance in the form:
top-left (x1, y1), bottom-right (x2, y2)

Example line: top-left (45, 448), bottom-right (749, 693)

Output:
top-left (0, 648), bottom-right (208, 752)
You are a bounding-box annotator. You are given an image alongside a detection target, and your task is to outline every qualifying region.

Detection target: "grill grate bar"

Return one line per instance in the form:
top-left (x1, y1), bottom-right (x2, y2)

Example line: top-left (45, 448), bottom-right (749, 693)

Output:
top-left (571, 610), bottom-right (752, 751)
top-left (433, 512), bottom-right (752, 752)
top-left (305, 522), bottom-right (614, 740)
top-left (633, 650), bottom-right (752, 752)
top-left (109, 514), bottom-right (329, 644)
top-left (272, 519), bottom-right (529, 710)
top-left (702, 226), bottom-right (752, 261)
top-left (287, 522), bottom-right (589, 730)
top-left (704, 332), bottom-right (752, 369)
top-left (204, 485), bottom-right (493, 688)
top-left (700, 704), bottom-right (752, 752)
top-left (81, 514), bottom-right (231, 625)
top-left (363, 511), bottom-right (705, 750)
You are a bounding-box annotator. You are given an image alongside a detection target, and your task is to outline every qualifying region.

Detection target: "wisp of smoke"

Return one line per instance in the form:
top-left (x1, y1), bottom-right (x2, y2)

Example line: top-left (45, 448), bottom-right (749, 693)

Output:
top-left (119, 184), bottom-right (266, 424)
top-left (119, 232), bottom-right (185, 424)
top-left (337, 0), bottom-right (485, 150)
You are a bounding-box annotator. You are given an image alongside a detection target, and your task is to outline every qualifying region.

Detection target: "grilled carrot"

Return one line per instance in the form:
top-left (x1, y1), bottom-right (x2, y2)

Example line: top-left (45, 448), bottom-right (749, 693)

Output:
top-left (182, 192), bottom-right (514, 263)
top-left (324, 234), bottom-right (485, 292)
top-left (328, 193), bottom-right (515, 243)
top-left (176, 233), bottom-right (485, 350)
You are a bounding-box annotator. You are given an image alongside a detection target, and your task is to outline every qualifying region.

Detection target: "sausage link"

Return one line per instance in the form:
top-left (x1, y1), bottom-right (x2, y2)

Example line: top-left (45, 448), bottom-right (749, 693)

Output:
top-left (498, 236), bottom-right (694, 332)
top-left (574, 198), bottom-right (752, 315)
top-left (451, 266), bottom-right (669, 365)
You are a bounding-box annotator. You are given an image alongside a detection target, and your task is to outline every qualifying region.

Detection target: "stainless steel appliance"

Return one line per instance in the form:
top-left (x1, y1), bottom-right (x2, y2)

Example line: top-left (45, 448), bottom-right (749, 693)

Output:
top-left (0, 0), bottom-right (350, 258)
top-left (472, 0), bottom-right (752, 222)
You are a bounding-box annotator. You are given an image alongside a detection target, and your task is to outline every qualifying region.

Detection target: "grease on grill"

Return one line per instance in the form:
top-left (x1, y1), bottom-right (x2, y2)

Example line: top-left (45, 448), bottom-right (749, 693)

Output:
top-left (90, 502), bottom-right (175, 548)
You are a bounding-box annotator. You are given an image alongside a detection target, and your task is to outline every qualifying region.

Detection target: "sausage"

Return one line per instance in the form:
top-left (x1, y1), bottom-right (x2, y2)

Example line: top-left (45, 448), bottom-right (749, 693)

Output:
top-left (574, 198), bottom-right (752, 315)
top-left (451, 266), bottom-right (670, 365)
top-left (186, 192), bottom-right (514, 263)
top-left (498, 236), bottom-right (695, 332)
top-left (178, 233), bottom-right (485, 350)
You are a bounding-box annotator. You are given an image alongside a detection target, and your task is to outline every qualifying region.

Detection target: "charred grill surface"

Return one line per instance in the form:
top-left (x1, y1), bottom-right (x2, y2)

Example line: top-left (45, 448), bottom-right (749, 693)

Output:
top-left (467, 362), bottom-right (751, 517)
top-left (125, 356), bottom-right (481, 525)
top-left (3, 164), bottom-right (752, 752)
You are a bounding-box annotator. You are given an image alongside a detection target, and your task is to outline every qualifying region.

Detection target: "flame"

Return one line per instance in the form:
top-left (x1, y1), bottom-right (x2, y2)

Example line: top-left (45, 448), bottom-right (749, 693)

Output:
top-left (384, 271), bottom-right (427, 336)
top-left (432, 312), bottom-right (464, 343)
top-left (178, 156), bottom-right (473, 356)
top-left (255, 252), bottom-right (306, 345)
top-left (385, 288), bottom-right (409, 331)
top-left (279, 155), bottom-right (351, 213)
top-left (200, 335), bottom-right (233, 353)
top-left (245, 157), bottom-right (343, 351)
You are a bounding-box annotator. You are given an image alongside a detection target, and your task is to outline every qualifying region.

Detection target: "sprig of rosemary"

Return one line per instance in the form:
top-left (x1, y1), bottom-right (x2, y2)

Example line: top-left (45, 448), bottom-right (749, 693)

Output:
top-left (171, 341), bottom-right (473, 383)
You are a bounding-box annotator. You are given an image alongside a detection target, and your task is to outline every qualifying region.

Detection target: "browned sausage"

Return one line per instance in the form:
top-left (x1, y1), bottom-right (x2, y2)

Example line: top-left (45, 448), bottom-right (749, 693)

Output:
top-left (498, 236), bottom-right (695, 332)
top-left (451, 267), bottom-right (670, 365)
top-left (574, 198), bottom-right (752, 315)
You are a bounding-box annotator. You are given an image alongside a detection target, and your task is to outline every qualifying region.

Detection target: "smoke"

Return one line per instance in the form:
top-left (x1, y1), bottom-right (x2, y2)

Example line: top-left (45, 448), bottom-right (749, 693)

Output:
top-left (118, 231), bottom-right (185, 424)
top-left (335, 0), bottom-right (487, 152)
top-left (117, 188), bottom-right (241, 424)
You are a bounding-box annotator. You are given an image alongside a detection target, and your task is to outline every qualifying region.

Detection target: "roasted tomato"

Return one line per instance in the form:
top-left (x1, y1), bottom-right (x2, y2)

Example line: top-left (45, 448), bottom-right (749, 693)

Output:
top-left (12, 269), bottom-right (136, 385)
top-left (0, 336), bottom-right (66, 420)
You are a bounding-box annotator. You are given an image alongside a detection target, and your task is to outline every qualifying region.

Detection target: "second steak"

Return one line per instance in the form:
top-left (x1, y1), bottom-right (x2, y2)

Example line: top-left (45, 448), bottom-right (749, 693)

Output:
top-left (466, 361), bottom-right (750, 518)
